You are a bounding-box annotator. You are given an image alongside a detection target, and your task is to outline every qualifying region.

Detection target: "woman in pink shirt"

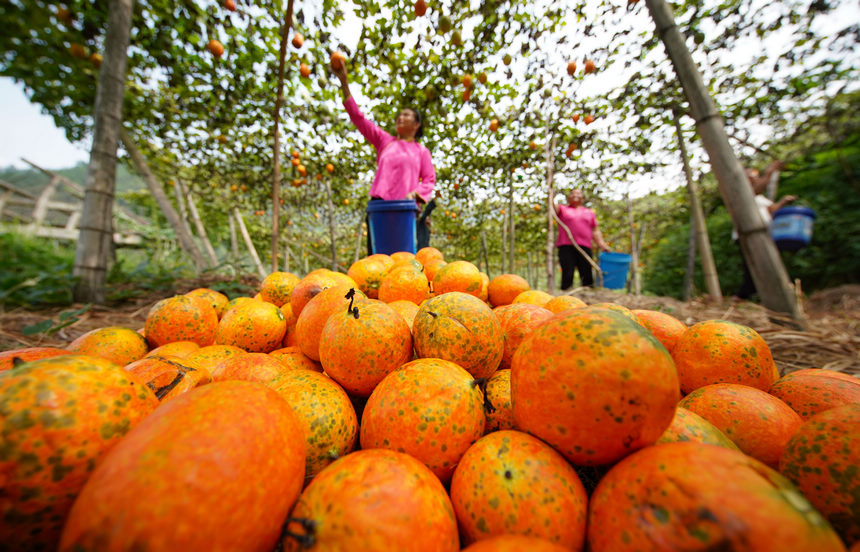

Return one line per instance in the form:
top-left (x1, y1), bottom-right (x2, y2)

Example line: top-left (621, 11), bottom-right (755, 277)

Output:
top-left (553, 189), bottom-right (610, 290)
top-left (333, 62), bottom-right (436, 255)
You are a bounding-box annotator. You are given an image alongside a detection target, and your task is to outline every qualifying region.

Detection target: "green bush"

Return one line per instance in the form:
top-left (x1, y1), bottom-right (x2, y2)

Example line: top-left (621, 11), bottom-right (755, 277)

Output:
top-left (0, 233), bottom-right (77, 306)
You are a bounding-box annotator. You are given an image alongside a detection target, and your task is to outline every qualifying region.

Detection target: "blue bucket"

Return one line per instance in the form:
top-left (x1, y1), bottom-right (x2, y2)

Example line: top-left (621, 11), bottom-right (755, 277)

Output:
top-left (771, 206), bottom-right (816, 252)
top-left (599, 252), bottom-right (632, 290)
top-left (366, 199), bottom-right (419, 255)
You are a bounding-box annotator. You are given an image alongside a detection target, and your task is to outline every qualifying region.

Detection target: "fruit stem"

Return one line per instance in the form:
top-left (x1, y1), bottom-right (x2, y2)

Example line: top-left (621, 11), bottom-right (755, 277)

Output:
top-left (345, 287), bottom-right (359, 318)
top-left (472, 377), bottom-right (496, 414)
top-left (282, 517), bottom-right (316, 548)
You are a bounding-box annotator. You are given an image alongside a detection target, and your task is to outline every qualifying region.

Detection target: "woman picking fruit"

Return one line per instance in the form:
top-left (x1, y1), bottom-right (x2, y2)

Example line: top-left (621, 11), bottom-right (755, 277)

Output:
top-left (332, 53), bottom-right (436, 255)
top-left (554, 189), bottom-right (611, 290)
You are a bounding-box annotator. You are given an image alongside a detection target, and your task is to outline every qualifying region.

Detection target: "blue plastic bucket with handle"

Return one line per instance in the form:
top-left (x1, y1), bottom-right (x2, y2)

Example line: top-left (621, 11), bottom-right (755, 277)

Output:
top-left (366, 199), bottom-right (419, 255)
top-left (598, 252), bottom-right (632, 290)
top-left (771, 206), bottom-right (816, 252)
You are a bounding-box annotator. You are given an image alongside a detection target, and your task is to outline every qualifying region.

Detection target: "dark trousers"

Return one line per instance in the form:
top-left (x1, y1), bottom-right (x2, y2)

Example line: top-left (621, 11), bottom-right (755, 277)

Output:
top-left (735, 241), bottom-right (756, 299)
top-left (558, 244), bottom-right (593, 290)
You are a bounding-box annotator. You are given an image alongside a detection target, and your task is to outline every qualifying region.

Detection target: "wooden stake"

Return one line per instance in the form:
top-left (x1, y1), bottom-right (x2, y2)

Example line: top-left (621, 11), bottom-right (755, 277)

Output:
top-left (233, 207), bottom-right (266, 278)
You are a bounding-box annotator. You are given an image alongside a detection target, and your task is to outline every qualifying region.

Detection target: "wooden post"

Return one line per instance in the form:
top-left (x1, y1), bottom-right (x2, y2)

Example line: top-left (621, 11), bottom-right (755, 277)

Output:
top-left (324, 176), bottom-right (338, 270)
top-left (353, 216), bottom-right (364, 264)
top-left (480, 228), bottom-right (490, 277)
top-left (26, 175), bottom-right (60, 235)
top-left (683, 211), bottom-right (696, 301)
top-left (500, 209), bottom-right (507, 273)
top-left (233, 207), bottom-right (267, 279)
top-left (179, 180), bottom-right (219, 267)
top-left (508, 171), bottom-right (516, 275)
top-left (121, 130), bottom-right (209, 271)
top-left (646, 0), bottom-right (801, 324)
top-left (673, 110), bottom-right (722, 300)
top-left (270, 0), bottom-right (296, 274)
top-left (626, 192), bottom-right (641, 295)
top-left (228, 213), bottom-right (239, 264)
top-left (544, 131), bottom-right (558, 293)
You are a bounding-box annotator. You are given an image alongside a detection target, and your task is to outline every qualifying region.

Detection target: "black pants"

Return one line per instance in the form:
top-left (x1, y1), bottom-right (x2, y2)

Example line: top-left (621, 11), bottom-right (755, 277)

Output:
top-left (558, 245), bottom-right (593, 290)
top-left (735, 241), bottom-right (756, 299)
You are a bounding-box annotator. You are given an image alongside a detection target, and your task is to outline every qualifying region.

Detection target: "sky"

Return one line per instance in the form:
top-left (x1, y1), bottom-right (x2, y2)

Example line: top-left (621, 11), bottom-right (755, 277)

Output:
top-left (0, 77), bottom-right (91, 170)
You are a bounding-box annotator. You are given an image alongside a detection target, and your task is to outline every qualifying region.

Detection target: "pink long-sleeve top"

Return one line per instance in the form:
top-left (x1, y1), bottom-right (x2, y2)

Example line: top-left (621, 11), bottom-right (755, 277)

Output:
top-left (344, 97), bottom-right (436, 202)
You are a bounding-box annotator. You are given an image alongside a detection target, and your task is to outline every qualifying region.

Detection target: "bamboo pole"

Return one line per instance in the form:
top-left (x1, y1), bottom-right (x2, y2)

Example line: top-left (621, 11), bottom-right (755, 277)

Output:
top-left (121, 130), bottom-right (208, 271)
top-left (353, 216), bottom-right (364, 264)
top-left (626, 192), bottom-right (641, 295)
top-left (683, 211), bottom-right (695, 301)
top-left (544, 130), bottom-right (558, 292)
top-left (270, 0), bottom-right (296, 273)
top-left (646, 0), bottom-right (802, 325)
top-left (179, 180), bottom-right (218, 266)
top-left (233, 207), bottom-right (267, 278)
top-left (228, 212), bottom-right (239, 264)
top-left (324, 176), bottom-right (337, 270)
top-left (508, 171), bottom-right (516, 273)
top-left (26, 175), bottom-right (60, 236)
top-left (673, 110), bottom-right (722, 300)
top-left (480, 228), bottom-right (490, 277)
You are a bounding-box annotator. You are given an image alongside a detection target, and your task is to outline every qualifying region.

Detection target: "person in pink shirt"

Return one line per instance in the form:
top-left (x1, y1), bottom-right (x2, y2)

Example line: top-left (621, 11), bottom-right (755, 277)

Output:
top-left (553, 189), bottom-right (610, 290)
top-left (333, 62), bottom-right (436, 255)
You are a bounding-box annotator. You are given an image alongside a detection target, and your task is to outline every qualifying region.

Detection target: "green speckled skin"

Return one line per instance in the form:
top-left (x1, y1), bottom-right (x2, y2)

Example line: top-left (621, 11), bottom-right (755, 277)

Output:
top-left (58, 381), bottom-right (306, 552)
top-left (284, 449), bottom-right (459, 552)
top-left (360, 358), bottom-right (486, 484)
top-left (511, 308), bottom-right (679, 466)
top-left (269, 369), bottom-right (358, 480)
top-left (780, 404), bottom-right (860, 545)
top-left (678, 383), bottom-right (803, 469)
top-left (588, 442), bottom-right (846, 552)
top-left (769, 370), bottom-right (860, 420)
top-left (0, 354), bottom-right (158, 551)
top-left (413, 292), bottom-right (504, 380)
top-left (450, 430), bottom-right (588, 549)
top-left (672, 319), bottom-right (777, 394)
top-left (656, 406), bottom-right (740, 450)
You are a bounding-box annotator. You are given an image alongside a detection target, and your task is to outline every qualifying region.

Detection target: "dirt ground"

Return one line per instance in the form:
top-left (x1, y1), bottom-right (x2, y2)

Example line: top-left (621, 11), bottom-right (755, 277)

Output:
top-left (1, 277), bottom-right (857, 378)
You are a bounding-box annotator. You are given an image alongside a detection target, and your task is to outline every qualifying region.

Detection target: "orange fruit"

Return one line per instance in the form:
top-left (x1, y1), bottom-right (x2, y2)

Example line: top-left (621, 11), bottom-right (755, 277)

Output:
top-left (0, 347), bottom-right (73, 373)
top-left (678, 383), bottom-right (803, 469)
top-left (389, 251), bottom-right (416, 263)
top-left (347, 256), bottom-right (390, 299)
top-left (330, 50), bottom-right (346, 70)
top-left (656, 406), bottom-right (740, 450)
top-left (185, 288), bottom-right (229, 318)
top-left (269, 369), bottom-right (358, 481)
top-left (494, 303), bottom-right (553, 370)
top-left (319, 300), bottom-right (413, 397)
top-left (584, 114), bottom-right (595, 125)
top-left (186, 344), bottom-right (246, 375)
top-left (484, 368), bottom-right (514, 433)
top-left (386, 300), bottom-right (420, 332)
top-left (207, 39), bottom-right (224, 58)
top-left (432, 260), bottom-right (483, 298)
top-left (583, 59), bottom-right (596, 73)
top-left (566, 61), bottom-right (577, 75)
top-left (259, 271), bottom-right (300, 307)
top-left (631, 309), bottom-right (687, 353)
top-left (423, 257), bottom-right (447, 283)
top-left (296, 285), bottom-right (364, 361)
top-left (299, 63), bottom-right (311, 78)
top-left (209, 352), bottom-right (290, 385)
top-left (279, 302), bottom-right (299, 347)
top-left (512, 308), bottom-right (679, 466)
top-left (671, 320), bottom-right (777, 394)
top-left (291, 32), bottom-right (304, 49)
top-left (145, 295), bottom-right (219, 348)
top-left (769, 370), bottom-right (860, 420)
top-left (588, 302), bottom-right (641, 324)
top-left (268, 346), bottom-right (322, 372)
top-left (68, 326), bottom-right (149, 367)
top-left (360, 358), bottom-right (487, 483)
top-left (572, 113), bottom-right (581, 123)
top-left (511, 289), bottom-right (552, 307)
top-left (416, 247), bottom-right (444, 266)
top-left (145, 341), bottom-right (200, 359)
top-left (378, 265), bottom-right (431, 305)
top-left (487, 274), bottom-right (530, 307)
top-left (489, 118), bottom-right (499, 132)
top-left (462, 74), bottom-right (473, 88)
top-left (124, 355), bottom-right (211, 401)
top-left (543, 295), bottom-right (587, 313)
top-left (215, 299), bottom-right (287, 353)
top-left (461, 535), bottom-right (571, 551)
top-left (413, 292), bottom-right (504, 380)
top-left (450, 430), bottom-right (588, 549)
top-left (290, 272), bottom-right (342, 319)
top-left (414, 0), bottom-right (427, 16)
